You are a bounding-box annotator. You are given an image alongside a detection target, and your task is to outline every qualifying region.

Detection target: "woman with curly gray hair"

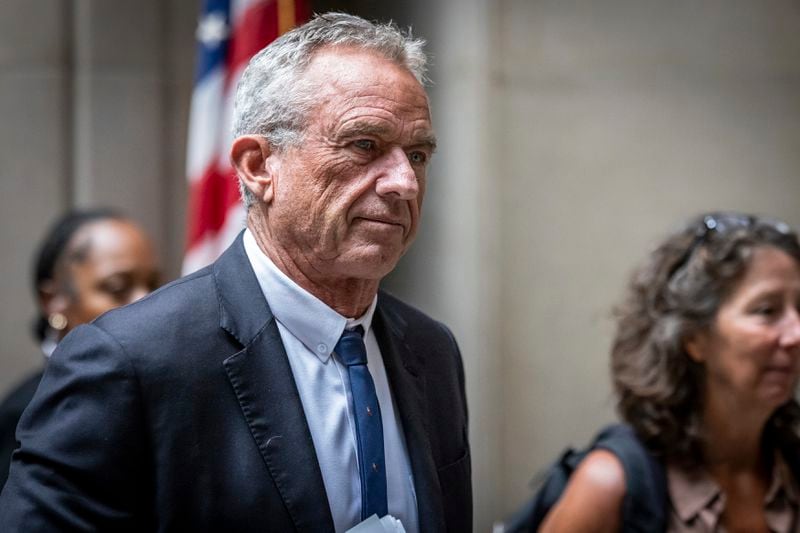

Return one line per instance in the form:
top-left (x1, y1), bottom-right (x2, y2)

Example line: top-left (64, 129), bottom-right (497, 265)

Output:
top-left (541, 212), bottom-right (800, 532)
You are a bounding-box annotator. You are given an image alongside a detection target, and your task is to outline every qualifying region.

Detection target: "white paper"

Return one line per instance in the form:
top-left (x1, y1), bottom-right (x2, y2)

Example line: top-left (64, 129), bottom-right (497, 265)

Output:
top-left (345, 514), bottom-right (406, 533)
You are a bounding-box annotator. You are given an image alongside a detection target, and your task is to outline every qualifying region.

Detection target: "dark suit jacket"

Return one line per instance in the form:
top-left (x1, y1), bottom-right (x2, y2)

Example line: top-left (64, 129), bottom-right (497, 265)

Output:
top-left (0, 370), bottom-right (42, 489)
top-left (0, 234), bottom-right (471, 532)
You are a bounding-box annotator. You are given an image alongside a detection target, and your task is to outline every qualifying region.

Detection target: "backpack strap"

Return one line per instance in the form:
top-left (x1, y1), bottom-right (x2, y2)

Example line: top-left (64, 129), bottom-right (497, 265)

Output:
top-left (778, 441), bottom-right (800, 490)
top-left (593, 424), bottom-right (668, 533)
top-left (501, 445), bottom-right (587, 531)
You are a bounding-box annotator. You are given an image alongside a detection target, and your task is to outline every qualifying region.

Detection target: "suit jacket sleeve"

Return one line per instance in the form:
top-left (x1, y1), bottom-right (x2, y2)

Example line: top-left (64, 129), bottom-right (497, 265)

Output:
top-left (0, 324), bottom-right (150, 532)
top-left (434, 323), bottom-right (472, 531)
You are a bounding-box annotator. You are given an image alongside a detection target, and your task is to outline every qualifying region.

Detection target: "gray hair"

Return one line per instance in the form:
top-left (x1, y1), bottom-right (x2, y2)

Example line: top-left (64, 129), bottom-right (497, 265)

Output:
top-left (232, 12), bottom-right (429, 208)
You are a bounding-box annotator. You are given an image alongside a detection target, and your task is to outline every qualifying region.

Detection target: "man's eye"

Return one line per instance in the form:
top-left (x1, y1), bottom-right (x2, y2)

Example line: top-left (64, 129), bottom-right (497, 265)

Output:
top-left (353, 139), bottom-right (375, 151)
top-left (408, 151), bottom-right (428, 165)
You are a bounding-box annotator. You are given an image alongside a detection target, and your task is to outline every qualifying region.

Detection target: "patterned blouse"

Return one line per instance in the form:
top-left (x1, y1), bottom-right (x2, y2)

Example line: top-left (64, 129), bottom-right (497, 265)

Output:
top-left (667, 453), bottom-right (799, 532)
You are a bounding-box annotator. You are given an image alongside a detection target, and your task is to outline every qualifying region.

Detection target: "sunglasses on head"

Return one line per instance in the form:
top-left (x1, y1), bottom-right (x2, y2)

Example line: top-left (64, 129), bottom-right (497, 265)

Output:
top-left (668, 213), bottom-right (793, 279)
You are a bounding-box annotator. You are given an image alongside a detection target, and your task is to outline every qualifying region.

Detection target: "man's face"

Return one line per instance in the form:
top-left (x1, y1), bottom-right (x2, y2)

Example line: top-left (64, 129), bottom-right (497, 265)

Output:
top-left (265, 46), bottom-right (435, 282)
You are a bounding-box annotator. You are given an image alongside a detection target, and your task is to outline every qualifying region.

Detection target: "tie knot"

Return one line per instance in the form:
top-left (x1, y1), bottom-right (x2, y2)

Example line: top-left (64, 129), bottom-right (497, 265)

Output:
top-left (335, 326), bottom-right (367, 367)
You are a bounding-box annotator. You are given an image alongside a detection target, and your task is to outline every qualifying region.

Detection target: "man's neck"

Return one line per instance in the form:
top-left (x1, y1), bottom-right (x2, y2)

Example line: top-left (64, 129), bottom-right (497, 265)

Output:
top-left (247, 220), bottom-right (378, 318)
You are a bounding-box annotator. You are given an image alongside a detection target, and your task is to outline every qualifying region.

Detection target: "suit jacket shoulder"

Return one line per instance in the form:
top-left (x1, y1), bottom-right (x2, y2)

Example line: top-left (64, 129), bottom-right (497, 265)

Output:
top-left (0, 235), bottom-right (322, 532)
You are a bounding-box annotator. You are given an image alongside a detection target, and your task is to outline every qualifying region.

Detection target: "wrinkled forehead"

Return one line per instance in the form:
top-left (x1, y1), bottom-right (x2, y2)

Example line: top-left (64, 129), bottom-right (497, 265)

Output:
top-left (302, 45), bottom-right (429, 101)
top-left (303, 47), bottom-right (431, 131)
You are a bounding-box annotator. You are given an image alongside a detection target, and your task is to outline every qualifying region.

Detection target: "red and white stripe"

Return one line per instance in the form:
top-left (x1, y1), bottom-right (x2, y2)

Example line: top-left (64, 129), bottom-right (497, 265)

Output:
top-left (183, 0), bottom-right (309, 275)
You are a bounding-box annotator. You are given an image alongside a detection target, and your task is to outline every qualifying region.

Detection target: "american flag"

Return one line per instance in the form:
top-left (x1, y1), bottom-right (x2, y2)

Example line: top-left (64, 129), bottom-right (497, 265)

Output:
top-left (183, 0), bottom-right (310, 274)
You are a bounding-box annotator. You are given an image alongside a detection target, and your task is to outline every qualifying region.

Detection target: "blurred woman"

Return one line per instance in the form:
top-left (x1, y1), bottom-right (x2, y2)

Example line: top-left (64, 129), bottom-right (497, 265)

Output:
top-left (541, 212), bottom-right (800, 532)
top-left (0, 209), bottom-right (159, 487)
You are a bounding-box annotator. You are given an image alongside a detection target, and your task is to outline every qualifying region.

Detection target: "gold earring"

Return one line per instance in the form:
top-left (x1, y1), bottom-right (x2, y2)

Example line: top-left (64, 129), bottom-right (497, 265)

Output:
top-left (48, 313), bottom-right (68, 331)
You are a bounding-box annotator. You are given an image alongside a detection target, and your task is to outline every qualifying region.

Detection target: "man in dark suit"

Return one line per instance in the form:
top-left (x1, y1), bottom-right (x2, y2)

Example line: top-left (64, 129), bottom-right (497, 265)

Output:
top-left (0, 12), bottom-right (471, 533)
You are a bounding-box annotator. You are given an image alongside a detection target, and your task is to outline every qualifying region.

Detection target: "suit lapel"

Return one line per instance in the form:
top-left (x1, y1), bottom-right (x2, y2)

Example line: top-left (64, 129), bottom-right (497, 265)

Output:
top-left (374, 295), bottom-right (446, 532)
top-left (215, 233), bottom-right (334, 532)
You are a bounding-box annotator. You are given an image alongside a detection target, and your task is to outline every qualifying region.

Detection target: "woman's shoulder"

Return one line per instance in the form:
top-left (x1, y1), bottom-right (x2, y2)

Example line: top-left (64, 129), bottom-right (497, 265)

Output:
top-left (539, 449), bottom-right (626, 533)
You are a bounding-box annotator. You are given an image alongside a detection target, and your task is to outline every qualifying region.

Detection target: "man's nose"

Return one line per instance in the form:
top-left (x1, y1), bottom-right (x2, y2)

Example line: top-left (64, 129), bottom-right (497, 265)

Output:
top-left (375, 146), bottom-right (419, 200)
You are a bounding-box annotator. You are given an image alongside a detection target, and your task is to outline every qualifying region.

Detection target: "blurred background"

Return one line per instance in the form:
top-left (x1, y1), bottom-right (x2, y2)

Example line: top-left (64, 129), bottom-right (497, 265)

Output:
top-left (2, 0), bottom-right (800, 530)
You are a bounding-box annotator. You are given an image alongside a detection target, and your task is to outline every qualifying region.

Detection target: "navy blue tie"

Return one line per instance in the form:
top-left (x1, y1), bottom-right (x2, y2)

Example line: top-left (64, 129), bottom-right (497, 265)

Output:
top-left (335, 326), bottom-right (388, 519)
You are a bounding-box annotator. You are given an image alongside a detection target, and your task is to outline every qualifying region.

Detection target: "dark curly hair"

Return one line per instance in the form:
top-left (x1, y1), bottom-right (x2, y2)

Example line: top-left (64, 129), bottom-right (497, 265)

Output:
top-left (612, 211), bottom-right (800, 467)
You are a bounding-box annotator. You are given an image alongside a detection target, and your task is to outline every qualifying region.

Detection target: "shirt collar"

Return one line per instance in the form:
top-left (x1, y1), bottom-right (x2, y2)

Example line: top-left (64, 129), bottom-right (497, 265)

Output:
top-left (242, 229), bottom-right (377, 363)
top-left (766, 452), bottom-right (799, 505)
top-left (667, 461), bottom-right (721, 522)
top-left (41, 329), bottom-right (59, 358)
top-left (667, 451), bottom-right (799, 523)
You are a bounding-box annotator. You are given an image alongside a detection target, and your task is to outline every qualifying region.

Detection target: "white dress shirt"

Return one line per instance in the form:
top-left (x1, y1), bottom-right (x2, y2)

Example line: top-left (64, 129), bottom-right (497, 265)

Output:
top-left (243, 230), bottom-right (418, 533)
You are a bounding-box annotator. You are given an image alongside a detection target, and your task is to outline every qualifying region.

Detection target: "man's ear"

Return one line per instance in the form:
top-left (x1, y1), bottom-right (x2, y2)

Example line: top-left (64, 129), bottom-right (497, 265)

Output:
top-left (231, 135), bottom-right (277, 204)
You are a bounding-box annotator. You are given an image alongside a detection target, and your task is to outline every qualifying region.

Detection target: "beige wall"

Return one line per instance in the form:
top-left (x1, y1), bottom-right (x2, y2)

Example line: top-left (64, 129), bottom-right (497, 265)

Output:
top-left (1, 0), bottom-right (71, 392)
top-left (2, 1), bottom-right (800, 531)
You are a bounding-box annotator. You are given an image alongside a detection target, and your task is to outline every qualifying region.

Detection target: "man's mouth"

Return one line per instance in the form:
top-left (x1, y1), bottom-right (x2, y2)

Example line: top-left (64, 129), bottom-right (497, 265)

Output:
top-left (355, 216), bottom-right (406, 229)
